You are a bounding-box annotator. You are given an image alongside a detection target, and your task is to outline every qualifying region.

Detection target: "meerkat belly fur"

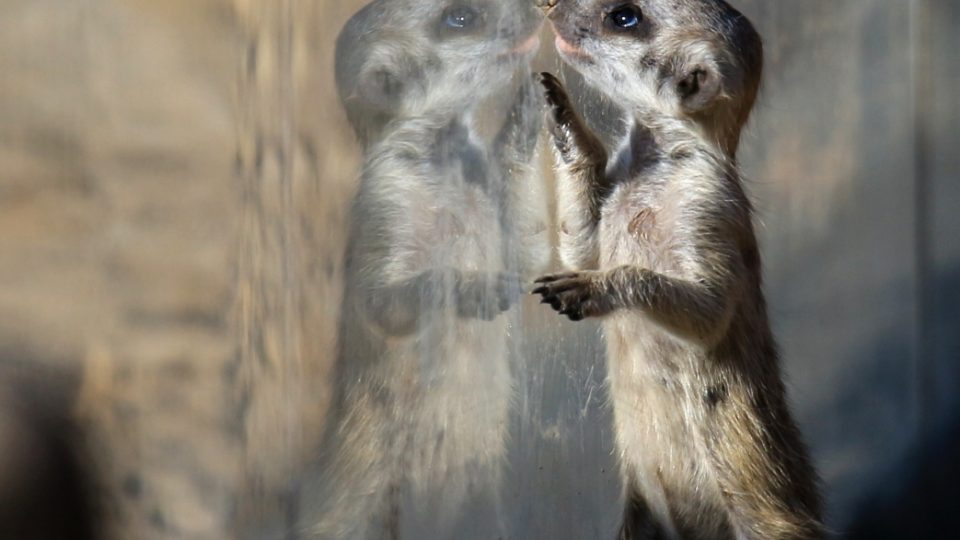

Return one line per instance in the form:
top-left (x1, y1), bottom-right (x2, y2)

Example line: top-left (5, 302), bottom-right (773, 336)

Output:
top-left (533, 1), bottom-right (822, 539)
top-left (299, 1), bottom-right (548, 538)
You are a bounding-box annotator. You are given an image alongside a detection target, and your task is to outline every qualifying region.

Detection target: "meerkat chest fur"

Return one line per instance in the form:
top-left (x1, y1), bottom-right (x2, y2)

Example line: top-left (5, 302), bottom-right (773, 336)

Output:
top-left (427, 172), bottom-right (502, 268)
top-left (600, 116), bottom-right (732, 324)
top-left (600, 141), bottom-right (723, 412)
top-left (600, 169), bottom-right (682, 277)
top-left (369, 119), bottom-right (505, 272)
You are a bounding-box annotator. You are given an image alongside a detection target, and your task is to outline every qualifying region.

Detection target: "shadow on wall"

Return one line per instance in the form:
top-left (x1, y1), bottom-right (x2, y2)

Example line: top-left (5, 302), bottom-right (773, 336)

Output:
top-left (0, 360), bottom-right (102, 540)
top-left (847, 422), bottom-right (960, 539)
top-left (847, 265), bottom-right (960, 540)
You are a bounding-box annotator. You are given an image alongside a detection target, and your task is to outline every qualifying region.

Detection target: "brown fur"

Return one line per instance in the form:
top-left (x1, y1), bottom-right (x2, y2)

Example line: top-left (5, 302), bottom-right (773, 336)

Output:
top-left (532, 1), bottom-right (822, 538)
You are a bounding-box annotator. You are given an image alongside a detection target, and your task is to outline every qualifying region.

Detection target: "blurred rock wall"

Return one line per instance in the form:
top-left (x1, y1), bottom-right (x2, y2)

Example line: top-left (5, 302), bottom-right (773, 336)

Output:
top-left (0, 0), bottom-right (363, 537)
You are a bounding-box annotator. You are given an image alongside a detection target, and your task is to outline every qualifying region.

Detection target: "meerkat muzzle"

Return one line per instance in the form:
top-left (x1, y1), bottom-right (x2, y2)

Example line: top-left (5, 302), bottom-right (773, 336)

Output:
top-left (534, 0), bottom-right (559, 13)
top-left (554, 34), bottom-right (589, 59)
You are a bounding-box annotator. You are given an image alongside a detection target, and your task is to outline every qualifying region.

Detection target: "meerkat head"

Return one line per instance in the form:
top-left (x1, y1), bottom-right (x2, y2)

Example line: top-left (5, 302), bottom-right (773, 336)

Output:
top-left (541, 0), bottom-right (762, 155)
top-left (336, 0), bottom-right (543, 145)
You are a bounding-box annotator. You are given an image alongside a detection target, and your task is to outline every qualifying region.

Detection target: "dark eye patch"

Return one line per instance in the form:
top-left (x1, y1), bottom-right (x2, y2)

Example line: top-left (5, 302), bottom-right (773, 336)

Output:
top-left (606, 4), bottom-right (643, 31)
top-left (441, 4), bottom-right (482, 31)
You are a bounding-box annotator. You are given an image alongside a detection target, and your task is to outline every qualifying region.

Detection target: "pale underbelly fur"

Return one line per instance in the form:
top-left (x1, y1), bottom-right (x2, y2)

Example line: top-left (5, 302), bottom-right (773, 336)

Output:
top-left (599, 195), bottom-right (730, 537)
top-left (372, 207), bottom-right (510, 504)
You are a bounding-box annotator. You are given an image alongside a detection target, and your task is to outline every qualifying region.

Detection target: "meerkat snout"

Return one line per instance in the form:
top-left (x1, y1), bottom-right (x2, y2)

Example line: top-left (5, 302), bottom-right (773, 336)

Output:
top-left (534, 0), bottom-right (558, 12)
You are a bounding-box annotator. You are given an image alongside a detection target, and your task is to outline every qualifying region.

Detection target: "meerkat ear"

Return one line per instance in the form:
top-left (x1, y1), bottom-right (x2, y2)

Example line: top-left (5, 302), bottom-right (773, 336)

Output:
top-left (676, 66), bottom-right (722, 113)
top-left (355, 55), bottom-right (427, 113)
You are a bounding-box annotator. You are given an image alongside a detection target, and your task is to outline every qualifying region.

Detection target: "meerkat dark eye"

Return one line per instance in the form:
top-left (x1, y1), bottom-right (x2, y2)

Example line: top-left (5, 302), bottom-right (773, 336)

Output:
top-left (607, 4), bottom-right (642, 30)
top-left (442, 5), bottom-right (480, 30)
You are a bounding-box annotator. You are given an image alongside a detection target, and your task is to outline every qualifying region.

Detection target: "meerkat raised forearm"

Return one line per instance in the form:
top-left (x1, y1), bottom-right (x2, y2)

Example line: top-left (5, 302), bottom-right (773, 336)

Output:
top-left (540, 71), bottom-right (610, 271)
top-left (492, 76), bottom-right (553, 274)
top-left (299, 1), bottom-right (546, 538)
top-left (533, 1), bottom-right (822, 539)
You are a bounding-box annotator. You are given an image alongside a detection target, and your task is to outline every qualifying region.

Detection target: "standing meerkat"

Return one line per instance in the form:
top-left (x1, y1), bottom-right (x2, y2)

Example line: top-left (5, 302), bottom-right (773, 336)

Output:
top-left (299, 1), bottom-right (547, 538)
top-left (531, 1), bottom-right (822, 539)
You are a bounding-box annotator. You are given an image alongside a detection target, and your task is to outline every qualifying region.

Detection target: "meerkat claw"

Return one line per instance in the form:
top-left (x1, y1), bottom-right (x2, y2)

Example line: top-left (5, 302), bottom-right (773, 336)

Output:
top-left (533, 272), bottom-right (578, 285)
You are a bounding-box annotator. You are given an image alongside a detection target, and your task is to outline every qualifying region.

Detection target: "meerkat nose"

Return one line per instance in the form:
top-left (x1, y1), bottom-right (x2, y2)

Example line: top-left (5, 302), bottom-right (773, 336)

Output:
top-left (534, 0), bottom-right (559, 13)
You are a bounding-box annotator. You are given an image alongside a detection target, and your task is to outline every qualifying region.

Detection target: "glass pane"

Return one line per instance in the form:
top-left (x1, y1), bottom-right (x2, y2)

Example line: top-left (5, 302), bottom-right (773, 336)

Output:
top-left (0, 1), bottom-right (955, 539)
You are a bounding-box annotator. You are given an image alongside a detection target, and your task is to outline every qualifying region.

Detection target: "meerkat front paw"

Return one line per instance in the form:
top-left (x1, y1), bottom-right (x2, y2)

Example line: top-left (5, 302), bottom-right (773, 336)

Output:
top-left (537, 72), bottom-right (577, 156)
top-left (456, 272), bottom-right (523, 321)
top-left (496, 74), bottom-right (543, 163)
top-left (513, 75), bottom-right (545, 159)
top-left (537, 72), bottom-right (608, 174)
top-left (532, 272), bottom-right (612, 321)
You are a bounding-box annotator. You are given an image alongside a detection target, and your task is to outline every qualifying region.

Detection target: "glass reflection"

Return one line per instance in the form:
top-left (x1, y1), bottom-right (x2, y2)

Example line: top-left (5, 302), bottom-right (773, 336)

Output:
top-left (299, 1), bottom-right (547, 538)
